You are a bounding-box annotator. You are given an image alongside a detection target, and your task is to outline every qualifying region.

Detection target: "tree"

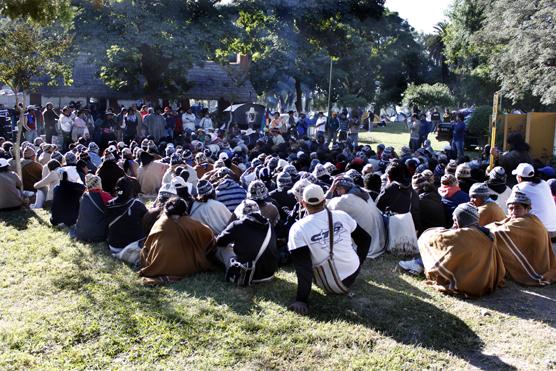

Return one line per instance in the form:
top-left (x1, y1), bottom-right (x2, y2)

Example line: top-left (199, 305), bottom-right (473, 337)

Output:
top-left (0, 0), bottom-right (73, 24)
top-left (476, 0), bottom-right (556, 106)
top-left (402, 83), bottom-right (455, 110)
top-left (0, 19), bottom-right (71, 186)
top-left (425, 22), bottom-right (449, 83)
top-left (74, 0), bottom-right (235, 101)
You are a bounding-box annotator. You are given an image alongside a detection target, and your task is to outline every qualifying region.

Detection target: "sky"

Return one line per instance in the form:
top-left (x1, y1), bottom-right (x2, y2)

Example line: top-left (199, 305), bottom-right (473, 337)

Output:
top-left (384, 0), bottom-right (453, 33)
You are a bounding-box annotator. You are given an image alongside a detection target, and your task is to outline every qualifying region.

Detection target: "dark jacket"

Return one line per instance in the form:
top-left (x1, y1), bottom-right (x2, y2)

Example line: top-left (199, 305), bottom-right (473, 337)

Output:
top-left (376, 181), bottom-right (421, 231)
top-left (96, 160), bottom-right (125, 195)
top-left (106, 197), bottom-right (147, 249)
top-left (50, 180), bottom-right (85, 227)
top-left (440, 190), bottom-right (470, 227)
top-left (216, 212), bottom-right (278, 281)
top-left (418, 191), bottom-right (446, 234)
top-left (75, 191), bottom-right (109, 242)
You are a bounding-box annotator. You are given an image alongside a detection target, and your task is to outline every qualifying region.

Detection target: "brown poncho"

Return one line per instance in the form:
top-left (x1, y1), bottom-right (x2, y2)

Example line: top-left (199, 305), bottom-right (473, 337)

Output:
top-left (418, 227), bottom-right (506, 297)
top-left (478, 201), bottom-right (506, 227)
top-left (139, 213), bottom-right (215, 284)
top-left (487, 215), bottom-right (556, 286)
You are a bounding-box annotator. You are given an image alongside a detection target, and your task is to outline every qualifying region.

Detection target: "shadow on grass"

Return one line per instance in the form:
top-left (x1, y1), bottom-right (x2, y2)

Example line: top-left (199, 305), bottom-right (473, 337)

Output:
top-left (474, 281), bottom-right (556, 329)
top-left (0, 208), bottom-right (51, 231)
top-left (52, 243), bottom-right (515, 370)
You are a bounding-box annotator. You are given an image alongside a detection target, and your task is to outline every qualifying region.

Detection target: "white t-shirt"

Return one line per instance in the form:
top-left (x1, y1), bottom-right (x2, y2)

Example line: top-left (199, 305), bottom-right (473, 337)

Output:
top-left (513, 180), bottom-right (556, 232)
top-left (315, 117), bottom-right (327, 132)
top-left (288, 209), bottom-right (359, 280)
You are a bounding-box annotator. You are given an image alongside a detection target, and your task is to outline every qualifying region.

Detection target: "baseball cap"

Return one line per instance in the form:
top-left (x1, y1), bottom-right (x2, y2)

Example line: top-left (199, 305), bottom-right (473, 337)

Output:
top-left (302, 184), bottom-right (325, 205)
top-left (511, 163), bottom-right (535, 177)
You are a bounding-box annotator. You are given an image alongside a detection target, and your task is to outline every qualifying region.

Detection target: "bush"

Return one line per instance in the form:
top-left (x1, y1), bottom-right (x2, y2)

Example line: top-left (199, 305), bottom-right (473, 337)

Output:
top-left (467, 105), bottom-right (491, 136)
top-left (402, 83), bottom-right (455, 110)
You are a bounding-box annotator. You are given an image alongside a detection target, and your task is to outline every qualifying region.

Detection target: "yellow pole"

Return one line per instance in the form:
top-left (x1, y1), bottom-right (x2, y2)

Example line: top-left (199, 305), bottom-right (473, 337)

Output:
top-left (488, 92), bottom-right (500, 172)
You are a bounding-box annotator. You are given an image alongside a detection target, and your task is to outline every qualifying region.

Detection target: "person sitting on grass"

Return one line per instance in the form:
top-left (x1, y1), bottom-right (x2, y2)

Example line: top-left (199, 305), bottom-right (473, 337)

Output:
top-left (31, 159), bottom-right (61, 209)
top-left (74, 174), bottom-right (112, 243)
top-left (189, 179), bottom-right (232, 235)
top-left (400, 202), bottom-right (506, 297)
top-left (486, 191), bottom-right (556, 286)
top-left (486, 166), bottom-right (512, 214)
top-left (50, 170), bottom-right (86, 228)
top-left (139, 197), bottom-right (215, 285)
top-left (0, 157), bottom-right (24, 211)
top-left (468, 182), bottom-right (506, 226)
top-left (215, 200), bottom-right (278, 285)
top-left (106, 176), bottom-right (147, 255)
top-left (438, 174), bottom-right (470, 227)
top-left (287, 184), bottom-right (371, 315)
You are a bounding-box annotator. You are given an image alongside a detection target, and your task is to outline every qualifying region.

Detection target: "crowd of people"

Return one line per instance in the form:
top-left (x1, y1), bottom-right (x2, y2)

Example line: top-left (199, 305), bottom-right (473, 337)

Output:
top-left (1, 102), bottom-right (556, 314)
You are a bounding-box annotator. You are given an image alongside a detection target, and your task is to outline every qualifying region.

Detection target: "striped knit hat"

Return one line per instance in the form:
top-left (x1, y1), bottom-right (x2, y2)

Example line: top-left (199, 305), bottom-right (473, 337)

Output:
top-left (453, 202), bottom-right (479, 227)
top-left (455, 163), bottom-right (472, 179)
top-left (441, 174), bottom-right (458, 186)
top-left (312, 163), bottom-right (328, 179)
top-left (196, 179), bottom-right (214, 197)
top-left (489, 166), bottom-right (506, 183)
top-left (469, 182), bottom-right (491, 198)
top-left (506, 190), bottom-right (531, 206)
top-left (247, 180), bottom-right (268, 201)
top-left (445, 160), bottom-right (458, 175)
top-left (411, 173), bottom-right (429, 191)
top-left (421, 170), bottom-right (435, 184)
top-left (234, 200), bottom-right (260, 218)
top-left (85, 174), bottom-right (102, 190)
top-left (276, 172), bottom-right (293, 190)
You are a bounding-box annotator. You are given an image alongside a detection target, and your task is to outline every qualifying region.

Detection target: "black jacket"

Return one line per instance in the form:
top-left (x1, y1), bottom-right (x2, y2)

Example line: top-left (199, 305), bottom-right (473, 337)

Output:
top-left (216, 212), bottom-right (278, 281)
top-left (106, 197), bottom-right (147, 249)
top-left (75, 191), bottom-right (109, 242)
top-left (417, 191), bottom-right (446, 234)
top-left (50, 180), bottom-right (85, 227)
top-left (376, 181), bottom-right (421, 231)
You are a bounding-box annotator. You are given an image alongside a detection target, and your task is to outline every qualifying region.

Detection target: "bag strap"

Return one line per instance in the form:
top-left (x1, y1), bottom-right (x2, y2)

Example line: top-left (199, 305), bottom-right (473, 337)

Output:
top-left (326, 207), bottom-right (334, 259)
top-left (253, 223), bottom-right (272, 264)
top-left (85, 193), bottom-right (105, 214)
top-left (109, 199), bottom-right (137, 229)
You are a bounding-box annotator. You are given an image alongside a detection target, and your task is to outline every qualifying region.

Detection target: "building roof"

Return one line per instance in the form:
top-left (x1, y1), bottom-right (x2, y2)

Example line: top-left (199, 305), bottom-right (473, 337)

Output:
top-left (35, 55), bottom-right (256, 102)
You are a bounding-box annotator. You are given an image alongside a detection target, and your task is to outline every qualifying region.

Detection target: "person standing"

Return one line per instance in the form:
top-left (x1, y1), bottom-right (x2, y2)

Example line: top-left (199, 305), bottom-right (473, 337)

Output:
top-left (327, 111), bottom-right (339, 145)
top-left (452, 113), bottom-right (466, 160)
top-left (42, 103), bottom-right (59, 144)
top-left (58, 106), bottom-right (74, 151)
top-left (408, 114), bottom-right (421, 152)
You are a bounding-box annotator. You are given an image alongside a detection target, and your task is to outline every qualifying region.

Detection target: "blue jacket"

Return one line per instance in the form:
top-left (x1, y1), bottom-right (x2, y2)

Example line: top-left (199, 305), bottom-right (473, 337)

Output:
top-left (452, 121), bottom-right (465, 141)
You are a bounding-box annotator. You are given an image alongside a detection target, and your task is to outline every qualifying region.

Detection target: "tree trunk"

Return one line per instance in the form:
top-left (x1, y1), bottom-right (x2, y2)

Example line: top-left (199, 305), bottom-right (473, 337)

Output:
top-left (12, 87), bottom-right (24, 191)
top-left (294, 77), bottom-right (302, 113)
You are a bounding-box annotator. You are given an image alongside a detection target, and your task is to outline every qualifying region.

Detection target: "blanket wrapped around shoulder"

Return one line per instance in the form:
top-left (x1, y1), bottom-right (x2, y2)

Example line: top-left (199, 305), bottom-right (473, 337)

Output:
top-left (418, 227), bottom-right (506, 297)
top-left (139, 214), bottom-right (215, 285)
top-left (487, 215), bottom-right (556, 286)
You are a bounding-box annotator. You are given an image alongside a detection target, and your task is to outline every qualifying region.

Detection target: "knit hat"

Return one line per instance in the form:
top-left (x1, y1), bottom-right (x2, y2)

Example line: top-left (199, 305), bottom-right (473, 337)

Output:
top-left (195, 152), bottom-right (208, 164)
top-left (299, 171), bottom-right (317, 184)
top-left (453, 202), bottom-right (479, 227)
top-left (345, 169), bottom-right (362, 181)
top-left (214, 159), bottom-right (225, 168)
top-left (412, 173), bottom-right (429, 191)
top-left (506, 190), bottom-right (531, 207)
top-left (196, 179), bottom-right (214, 197)
top-left (158, 182), bottom-right (177, 198)
top-left (85, 174), bottom-right (102, 190)
top-left (362, 163), bottom-right (374, 175)
top-left (51, 151), bottom-right (63, 162)
top-left (288, 178), bottom-right (312, 200)
top-left (247, 180), bottom-right (268, 201)
top-left (455, 163), bottom-right (471, 179)
top-left (421, 169), bottom-right (435, 184)
top-left (103, 152), bottom-right (116, 162)
top-left (324, 162), bottom-right (336, 175)
top-left (441, 174), bottom-right (458, 186)
top-left (182, 149), bottom-right (193, 160)
top-left (22, 146), bottom-right (35, 159)
top-left (165, 144), bottom-right (175, 156)
top-left (234, 200), bottom-right (260, 218)
top-left (283, 164), bottom-right (298, 178)
top-left (277, 158), bottom-right (288, 169)
top-left (312, 163), bottom-right (328, 179)
top-left (258, 166), bottom-right (272, 181)
top-left (469, 182), bottom-right (491, 198)
top-left (547, 178), bottom-right (556, 195)
top-left (445, 160), bottom-right (458, 175)
top-left (251, 158), bottom-right (262, 168)
top-left (217, 167), bottom-right (234, 178)
top-left (276, 171), bottom-right (293, 190)
top-left (336, 176), bottom-right (355, 190)
top-left (64, 151), bottom-right (77, 165)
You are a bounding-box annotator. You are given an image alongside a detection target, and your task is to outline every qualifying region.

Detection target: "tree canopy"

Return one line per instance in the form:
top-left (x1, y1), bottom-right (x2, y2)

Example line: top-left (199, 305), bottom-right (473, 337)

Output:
top-left (402, 83), bottom-right (455, 110)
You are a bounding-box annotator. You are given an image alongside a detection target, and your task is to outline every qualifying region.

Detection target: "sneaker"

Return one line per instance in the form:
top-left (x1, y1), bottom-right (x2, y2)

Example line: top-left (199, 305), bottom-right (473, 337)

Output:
top-left (398, 259), bottom-right (424, 275)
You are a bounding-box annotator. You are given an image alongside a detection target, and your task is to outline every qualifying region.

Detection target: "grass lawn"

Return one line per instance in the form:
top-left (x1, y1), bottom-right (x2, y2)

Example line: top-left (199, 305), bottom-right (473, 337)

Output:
top-left (1, 208), bottom-right (555, 369)
top-left (359, 122), bottom-right (478, 158)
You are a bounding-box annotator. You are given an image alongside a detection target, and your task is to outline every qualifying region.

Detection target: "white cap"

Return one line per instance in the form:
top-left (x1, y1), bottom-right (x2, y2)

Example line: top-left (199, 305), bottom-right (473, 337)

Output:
top-left (512, 163), bottom-right (535, 177)
top-left (0, 158), bottom-right (9, 168)
top-left (302, 184), bottom-right (325, 205)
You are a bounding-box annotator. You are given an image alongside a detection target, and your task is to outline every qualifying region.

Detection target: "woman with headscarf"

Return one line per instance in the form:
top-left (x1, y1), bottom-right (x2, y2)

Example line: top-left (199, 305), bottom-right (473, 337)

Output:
top-left (31, 159), bottom-right (61, 209)
top-left (50, 170), bottom-right (86, 227)
top-left (106, 177), bottom-right (148, 255)
top-left (189, 179), bottom-right (232, 235)
top-left (74, 174), bottom-right (112, 242)
top-left (139, 197), bottom-right (215, 285)
top-left (215, 200), bottom-right (278, 285)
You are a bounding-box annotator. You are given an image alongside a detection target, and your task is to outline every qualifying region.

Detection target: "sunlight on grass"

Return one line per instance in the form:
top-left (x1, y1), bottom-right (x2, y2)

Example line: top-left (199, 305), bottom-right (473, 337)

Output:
top-left (1, 208), bottom-right (555, 369)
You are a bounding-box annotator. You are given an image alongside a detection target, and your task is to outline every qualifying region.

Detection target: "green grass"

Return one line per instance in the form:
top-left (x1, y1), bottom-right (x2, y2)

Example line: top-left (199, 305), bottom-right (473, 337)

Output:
top-left (359, 122), bottom-right (478, 158)
top-left (1, 208), bottom-right (555, 369)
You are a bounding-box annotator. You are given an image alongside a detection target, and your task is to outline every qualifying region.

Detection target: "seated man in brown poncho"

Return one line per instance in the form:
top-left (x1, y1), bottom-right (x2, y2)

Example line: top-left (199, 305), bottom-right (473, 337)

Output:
top-left (486, 191), bottom-right (556, 286)
top-left (400, 202), bottom-right (506, 297)
top-left (139, 197), bottom-right (215, 285)
top-left (468, 182), bottom-right (506, 226)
